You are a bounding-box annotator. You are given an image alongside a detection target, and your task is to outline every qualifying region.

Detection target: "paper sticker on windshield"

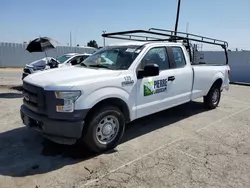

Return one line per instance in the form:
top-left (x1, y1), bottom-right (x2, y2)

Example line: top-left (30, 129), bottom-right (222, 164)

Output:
top-left (134, 49), bottom-right (141, 53)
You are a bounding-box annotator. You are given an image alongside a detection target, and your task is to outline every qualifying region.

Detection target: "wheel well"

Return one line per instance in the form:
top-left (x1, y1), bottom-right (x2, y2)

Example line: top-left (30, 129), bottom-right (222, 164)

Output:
top-left (85, 98), bottom-right (130, 123)
top-left (213, 78), bottom-right (223, 89)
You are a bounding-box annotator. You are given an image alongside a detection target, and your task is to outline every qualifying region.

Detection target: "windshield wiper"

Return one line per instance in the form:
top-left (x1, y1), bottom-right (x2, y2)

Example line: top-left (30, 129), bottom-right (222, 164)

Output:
top-left (89, 64), bottom-right (112, 70)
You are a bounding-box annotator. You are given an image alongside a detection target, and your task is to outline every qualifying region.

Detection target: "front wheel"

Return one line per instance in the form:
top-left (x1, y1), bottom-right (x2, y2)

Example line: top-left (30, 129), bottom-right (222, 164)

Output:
top-left (203, 85), bottom-right (221, 109)
top-left (82, 105), bottom-right (126, 153)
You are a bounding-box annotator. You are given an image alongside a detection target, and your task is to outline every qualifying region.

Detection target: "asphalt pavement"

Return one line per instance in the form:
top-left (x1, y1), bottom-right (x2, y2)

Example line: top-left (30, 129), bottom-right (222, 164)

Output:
top-left (0, 69), bottom-right (23, 87)
top-left (0, 84), bottom-right (250, 188)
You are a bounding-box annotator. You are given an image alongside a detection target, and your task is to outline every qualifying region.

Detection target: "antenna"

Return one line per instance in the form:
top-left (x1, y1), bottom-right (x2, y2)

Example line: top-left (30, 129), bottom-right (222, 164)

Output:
top-left (174, 0), bottom-right (181, 35)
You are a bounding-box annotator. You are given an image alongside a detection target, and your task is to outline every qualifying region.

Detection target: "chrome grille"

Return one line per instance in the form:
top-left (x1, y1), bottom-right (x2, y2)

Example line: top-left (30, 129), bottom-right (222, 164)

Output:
top-left (22, 82), bottom-right (46, 114)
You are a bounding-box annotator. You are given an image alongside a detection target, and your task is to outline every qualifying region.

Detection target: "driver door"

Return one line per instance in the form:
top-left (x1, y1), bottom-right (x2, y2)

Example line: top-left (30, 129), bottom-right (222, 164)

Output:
top-left (136, 46), bottom-right (173, 119)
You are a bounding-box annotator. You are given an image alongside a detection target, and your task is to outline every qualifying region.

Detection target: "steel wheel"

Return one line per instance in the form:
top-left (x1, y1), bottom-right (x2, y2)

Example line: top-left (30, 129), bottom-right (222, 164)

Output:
top-left (204, 83), bottom-right (221, 110)
top-left (212, 88), bottom-right (219, 104)
top-left (82, 105), bottom-right (126, 153)
top-left (96, 115), bottom-right (119, 144)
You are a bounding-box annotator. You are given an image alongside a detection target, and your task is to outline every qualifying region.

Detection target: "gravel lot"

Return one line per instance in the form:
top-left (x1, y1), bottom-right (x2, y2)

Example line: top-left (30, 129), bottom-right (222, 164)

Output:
top-left (0, 85), bottom-right (250, 188)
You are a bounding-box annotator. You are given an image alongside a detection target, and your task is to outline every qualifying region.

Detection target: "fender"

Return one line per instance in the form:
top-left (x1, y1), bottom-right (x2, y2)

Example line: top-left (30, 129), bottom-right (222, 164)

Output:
top-left (75, 87), bottom-right (135, 120)
top-left (205, 71), bottom-right (224, 95)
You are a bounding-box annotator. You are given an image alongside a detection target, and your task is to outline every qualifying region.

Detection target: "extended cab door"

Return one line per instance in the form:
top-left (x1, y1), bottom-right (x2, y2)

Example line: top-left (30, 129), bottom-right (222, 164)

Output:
top-left (135, 45), bottom-right (193, 119)
top-left (135, 46), bottom-right (173, 118)
top-left (164, 46), bottom-right (193, 105)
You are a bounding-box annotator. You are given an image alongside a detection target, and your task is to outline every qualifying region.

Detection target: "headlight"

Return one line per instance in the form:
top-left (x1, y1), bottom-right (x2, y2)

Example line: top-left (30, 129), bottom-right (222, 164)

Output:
top-left (55, 91), bottom-right (81, 112)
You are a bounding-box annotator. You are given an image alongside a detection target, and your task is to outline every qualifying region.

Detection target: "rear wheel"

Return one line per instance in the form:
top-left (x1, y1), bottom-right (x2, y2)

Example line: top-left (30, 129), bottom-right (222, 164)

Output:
top-left (203, 84), bottom-right (221, 109)
top-left (82, 105), bottom-right (126, 153)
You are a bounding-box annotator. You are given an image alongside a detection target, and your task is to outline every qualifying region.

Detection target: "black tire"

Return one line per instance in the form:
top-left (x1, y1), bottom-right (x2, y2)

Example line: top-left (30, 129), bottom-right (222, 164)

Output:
top-left (82, 105), bottom-right (126, 153)
top-left (203, 84), bottom-right (221, 109)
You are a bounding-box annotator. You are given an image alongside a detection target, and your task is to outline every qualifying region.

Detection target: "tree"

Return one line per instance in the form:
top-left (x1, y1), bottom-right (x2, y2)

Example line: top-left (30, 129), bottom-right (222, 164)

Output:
top-left (87, 40), bottom-right (98, 48)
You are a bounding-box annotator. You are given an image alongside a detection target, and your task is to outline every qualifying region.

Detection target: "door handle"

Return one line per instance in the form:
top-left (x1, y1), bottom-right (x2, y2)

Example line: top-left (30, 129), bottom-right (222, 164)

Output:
top-left (168, 76), bottom-right (175, 81)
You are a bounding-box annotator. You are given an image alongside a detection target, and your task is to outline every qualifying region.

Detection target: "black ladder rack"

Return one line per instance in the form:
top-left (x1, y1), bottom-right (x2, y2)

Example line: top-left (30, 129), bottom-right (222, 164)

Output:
top-left (102, 28), bottom-right (229, 64)
top-left (102, 28), bottom-right (228, 48)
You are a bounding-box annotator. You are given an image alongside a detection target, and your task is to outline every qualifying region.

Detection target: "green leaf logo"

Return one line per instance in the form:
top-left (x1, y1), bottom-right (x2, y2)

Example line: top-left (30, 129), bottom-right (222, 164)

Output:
top-left (144, 81), bottom-right (154, 96)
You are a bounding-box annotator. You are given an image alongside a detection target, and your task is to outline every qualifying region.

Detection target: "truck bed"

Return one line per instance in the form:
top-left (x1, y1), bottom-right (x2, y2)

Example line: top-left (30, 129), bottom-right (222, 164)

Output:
top-left (191, 64), bottom-right (230, 99)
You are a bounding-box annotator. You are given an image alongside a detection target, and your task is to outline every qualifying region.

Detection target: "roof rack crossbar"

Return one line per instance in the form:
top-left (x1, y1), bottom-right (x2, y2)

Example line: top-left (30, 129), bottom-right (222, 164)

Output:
top-left (122, 34), bottom-right (166, 41)
top-left (149, 28), bottom-right (228, 47)
top-left (101, 35), bottom-right (157, 42)
top-left (102, 36), bottom-right (170, 42)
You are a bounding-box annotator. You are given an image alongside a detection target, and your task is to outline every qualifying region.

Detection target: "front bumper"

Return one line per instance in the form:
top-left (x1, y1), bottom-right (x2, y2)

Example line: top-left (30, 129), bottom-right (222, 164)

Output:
top-left (20, 105), bottom-right (85, 145)
top-left (22, 73), bottom-right (30, 80)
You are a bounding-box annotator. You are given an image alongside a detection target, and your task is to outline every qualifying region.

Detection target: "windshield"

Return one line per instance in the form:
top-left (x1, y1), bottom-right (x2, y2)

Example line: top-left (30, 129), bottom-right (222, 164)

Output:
top-left (81, 45), bottom-right (144, 70)
top-left (56, 55), bottom-right (73, 63)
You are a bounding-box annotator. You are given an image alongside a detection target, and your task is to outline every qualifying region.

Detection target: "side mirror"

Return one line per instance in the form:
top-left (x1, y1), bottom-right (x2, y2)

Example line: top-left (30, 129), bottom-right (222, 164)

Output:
top-left (137, 64), bottom-right (159, 79)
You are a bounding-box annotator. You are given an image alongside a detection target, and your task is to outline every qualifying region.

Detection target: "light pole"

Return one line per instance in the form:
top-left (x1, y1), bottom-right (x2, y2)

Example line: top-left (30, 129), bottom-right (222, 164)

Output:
top-left (174, 0), bottom-right (181, 35)
top-left (186, 22), bottom-right (189, 33)
top-left (70, 30), bottom-right (72, 47)
top-left (102, 30), bottom-right (106, 47)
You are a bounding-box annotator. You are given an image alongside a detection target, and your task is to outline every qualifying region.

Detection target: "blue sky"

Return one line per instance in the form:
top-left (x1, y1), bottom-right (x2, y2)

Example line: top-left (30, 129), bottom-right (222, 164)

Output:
top-left (1, 0), bottom-right (250, 50)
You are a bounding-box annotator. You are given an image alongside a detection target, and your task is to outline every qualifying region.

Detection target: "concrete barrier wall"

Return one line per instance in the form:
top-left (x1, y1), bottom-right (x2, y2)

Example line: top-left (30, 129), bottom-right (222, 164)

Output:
top-left (0, 42), bottom-right (97, 68)
top-left (201, 51), bottom-right (250, 83)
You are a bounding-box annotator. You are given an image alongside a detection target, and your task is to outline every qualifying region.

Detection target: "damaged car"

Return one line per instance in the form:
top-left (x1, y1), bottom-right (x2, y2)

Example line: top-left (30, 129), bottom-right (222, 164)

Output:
top-left (22, 53), bottom-right (92, 79)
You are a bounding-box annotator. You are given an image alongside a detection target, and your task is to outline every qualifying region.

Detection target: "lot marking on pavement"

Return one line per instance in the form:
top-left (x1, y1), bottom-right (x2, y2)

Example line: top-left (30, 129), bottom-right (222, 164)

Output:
top-left (80, 105), bottom-right (250, 187)
top-left (80, 137), bottom-right (184, 187)
top-left (177, 149), bottom-right (225, 173)
top-left (196, 106), bottom-right (250, 133)
top-left (224, 96), bottom-right (250, 105)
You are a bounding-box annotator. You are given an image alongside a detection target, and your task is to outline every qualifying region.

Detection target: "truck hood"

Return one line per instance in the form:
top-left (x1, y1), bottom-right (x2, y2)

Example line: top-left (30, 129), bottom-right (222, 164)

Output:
top-left (24, 66), bottom-right (121, 89)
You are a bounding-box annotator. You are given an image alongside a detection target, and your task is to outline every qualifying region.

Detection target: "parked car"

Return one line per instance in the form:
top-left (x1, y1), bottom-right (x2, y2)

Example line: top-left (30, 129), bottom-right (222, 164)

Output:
top-left (20, 29), bottom-right (230, 153)
top-left (22, 53), bottom-right (92, 79)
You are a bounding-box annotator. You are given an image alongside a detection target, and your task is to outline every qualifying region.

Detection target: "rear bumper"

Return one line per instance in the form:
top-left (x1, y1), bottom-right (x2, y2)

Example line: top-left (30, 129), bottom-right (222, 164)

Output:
top-left (222, 79), bottom-right (230, 91)
top-left (20, 105), bottom-right (85, 145)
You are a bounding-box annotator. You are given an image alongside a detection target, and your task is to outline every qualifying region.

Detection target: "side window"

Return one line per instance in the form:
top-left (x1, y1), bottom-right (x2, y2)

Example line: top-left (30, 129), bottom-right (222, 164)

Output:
top-left (171, 47), bottom-right (186, 68)
top-left (71, 56), bottom-right (84, 65)
top-left (76, 56), bottom-right (84, 64)
top-left (82, 55), bottom-right (90, 61)
top-left (140, 47), bottom-right (169, 70)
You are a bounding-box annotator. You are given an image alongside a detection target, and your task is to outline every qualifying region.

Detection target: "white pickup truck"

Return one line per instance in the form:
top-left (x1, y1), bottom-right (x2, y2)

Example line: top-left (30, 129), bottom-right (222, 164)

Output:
top-left (20, 29), bottom-right (230, 153)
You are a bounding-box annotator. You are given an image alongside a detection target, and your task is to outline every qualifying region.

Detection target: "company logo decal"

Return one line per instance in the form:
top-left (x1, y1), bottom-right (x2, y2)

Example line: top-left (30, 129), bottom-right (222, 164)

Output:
top-left (143, 78), bottom-right (168, 96)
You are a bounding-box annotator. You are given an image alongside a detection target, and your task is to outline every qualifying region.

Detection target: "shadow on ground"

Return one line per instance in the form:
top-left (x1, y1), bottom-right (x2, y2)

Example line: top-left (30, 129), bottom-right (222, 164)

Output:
top-left (0, 85), bottom-right (23, 91)
top-left (0, 101), bottom-right (207, 177)
top-left (0, 85), bottom-right (23, 98)
top-left (0, 92), bottom-right (23, 98)
top-left (10, 85), bottom-right (23, 91)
